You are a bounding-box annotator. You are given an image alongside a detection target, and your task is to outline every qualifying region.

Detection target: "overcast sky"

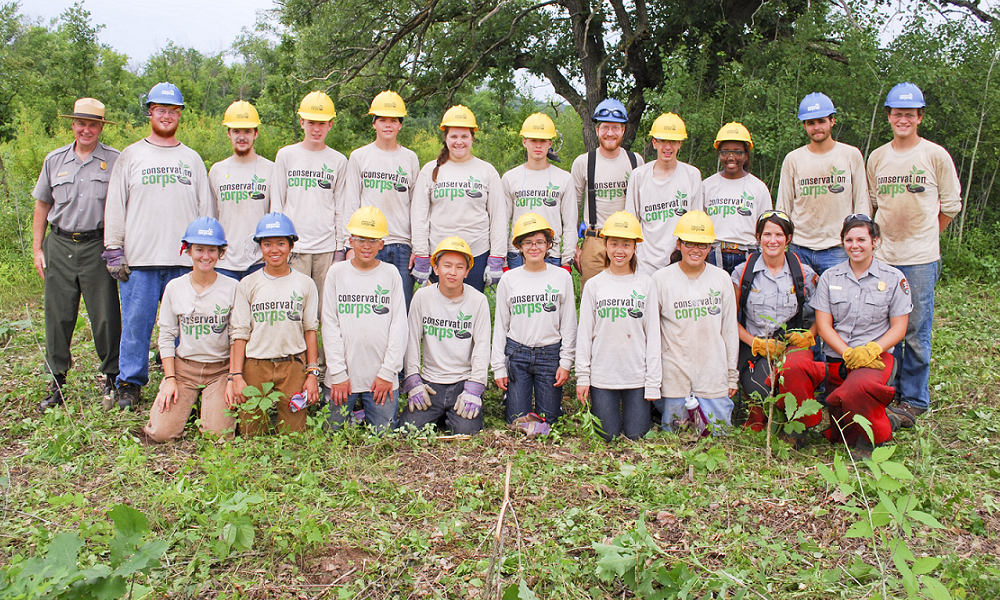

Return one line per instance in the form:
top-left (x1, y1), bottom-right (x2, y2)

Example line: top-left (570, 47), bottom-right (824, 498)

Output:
top-left (22, 0), bottom-right (277, 63)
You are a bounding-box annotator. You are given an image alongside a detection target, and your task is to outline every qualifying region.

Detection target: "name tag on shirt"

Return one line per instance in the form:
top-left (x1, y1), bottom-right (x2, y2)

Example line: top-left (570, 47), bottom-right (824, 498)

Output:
top-left (829, 285), bottom-right (842, 291)
top-left (57, 171), bottom-right (69, 177)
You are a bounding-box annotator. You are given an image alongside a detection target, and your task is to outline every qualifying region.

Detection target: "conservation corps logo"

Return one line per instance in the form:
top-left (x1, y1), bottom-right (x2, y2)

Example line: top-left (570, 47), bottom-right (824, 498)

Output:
top-left (141, 160), bottom-right (193, 188)
top-left (286, 164), bottom-right (336, 190)
top-left (707, 192), bottom-right (754, 218)
top-left (875, 165), bottom-right (927, 198)
top-left (363, 166), bottom-right (409, 193)
top-left (433, 176), bottom-right (486, 201)
top-left (251, 291), bottom-right (303, 325)
top-left (596, 289), bottom-right (645, 321)
top-left (337, 285), bottom-right (391, 318)
top-left (514, 182), bottom-right (560, 209)
top-left (219, 174), bottom-right (267, 203)
top-left (673, 287), bottom-right (722, 321)
top-left (422, 311), bottom-right (473, 341)
top-left (510, 285), bottom-right (560, 317)
top-left (180, 304), bottom-right (230, 338)
top-left (798, 166), bottom-right (847, 197)
top-left (644, 190), bottom-right (689, 222)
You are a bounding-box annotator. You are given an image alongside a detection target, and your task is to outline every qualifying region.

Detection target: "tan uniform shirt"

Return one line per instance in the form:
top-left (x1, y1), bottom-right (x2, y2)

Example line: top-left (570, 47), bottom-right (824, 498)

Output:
top-left (406, 284), bottom-right (491, 386)
top-left (209, 156), bottom-right (274, 271)
top-left (625, 160), bottom-right (702, 275)
top-left (730, 257), bottom-right (818, 338)
top-left (158, 273), bottom-right (238, 363)
top-left (270, 143), bottom-right (348, 253)
top-left (571, 150), bottom-right (645, 229)
top-left (321, 261), bottom-right (408, 391)
top-left (776, 142), bottom-right (870, 250)
top-left (502, 164), bottom-right (576, 265)
top-left (104, 140), bottom-right (213, 267)
top-left (230, 269), bottom-right (319, 359)
top-left (33, 142), bottom-right (120, 231)
top-left (867, 139), bottom-right (962, 265)
top-left (342, 142), bottom-right (421, 247)
top-left (698, 172), bottom-right (772, 247)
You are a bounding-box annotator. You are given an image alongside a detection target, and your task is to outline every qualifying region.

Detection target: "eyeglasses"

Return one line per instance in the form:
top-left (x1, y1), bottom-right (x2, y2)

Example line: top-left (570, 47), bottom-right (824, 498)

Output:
top-left (151, 107), bottom-right (181, 117)
top-left (680, 240), bottom-right (710, 250)
top-left (352, 236), bottom-right (380, 246)
top-left (759, 210), bottom-right (790, 222)
top-left (889, 112), bottom-right (919, 121)
top-left (718, 150), bottom-right (746, 157)
top-left (594, 108), bottom-right (627, 120)
top-left (519, 240), bottom-right (549, 249)
top-left (843, 213), bottom-right (872, 223)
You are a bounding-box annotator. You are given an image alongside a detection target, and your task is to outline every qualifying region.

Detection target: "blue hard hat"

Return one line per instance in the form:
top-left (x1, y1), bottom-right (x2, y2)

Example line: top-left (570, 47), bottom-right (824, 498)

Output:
top-left (181, 217), bottom-right (227, 247)
top-left (253, 212), bottom-right (298, 243)
top-left (885, 82), bottom-right (925, 108)
top-left (143, 82), bottom-right (185, 107)
top-left (592, 99), bottom-right (628, 123)
top-left (797, 93), bottom-right (836, 120)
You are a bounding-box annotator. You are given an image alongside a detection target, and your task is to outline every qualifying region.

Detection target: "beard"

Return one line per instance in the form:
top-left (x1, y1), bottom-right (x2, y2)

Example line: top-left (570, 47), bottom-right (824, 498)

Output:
top-left (233, 144), bottom-right (253, 157)
top-left (150, 118), bottom-right (178, 138)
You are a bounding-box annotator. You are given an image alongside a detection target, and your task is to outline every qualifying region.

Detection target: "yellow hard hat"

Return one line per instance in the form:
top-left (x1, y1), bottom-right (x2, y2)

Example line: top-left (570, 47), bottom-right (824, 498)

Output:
top-left (440, 105), bottom-right (478, 131)
top-left (649, 112), bottom-right (687, 141)
top-left (512, 212), bottom-right (554, 241)
top-left (599, 211), bottom-right (643, 242)
top-left (714, 121), bottom-right (753, 150)
top-left (222, 100), bottom-right (261, 128)
top-left (298, 91), bottom-right (337, 121)
top-left (431, 236), bottom-right (475, 267)
top-left (346, 206), bottom-right (389, 239)
top-left (519, 113), bottom-right (557, 140)
top-left (673, 210), bottom-right (716, 244)
top-left (369, 91), bottom-right (407, 118)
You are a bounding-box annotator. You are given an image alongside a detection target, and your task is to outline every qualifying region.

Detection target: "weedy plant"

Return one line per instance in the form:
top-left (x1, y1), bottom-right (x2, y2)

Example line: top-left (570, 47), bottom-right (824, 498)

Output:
top-left (226, 382), bottom-right (285, 430)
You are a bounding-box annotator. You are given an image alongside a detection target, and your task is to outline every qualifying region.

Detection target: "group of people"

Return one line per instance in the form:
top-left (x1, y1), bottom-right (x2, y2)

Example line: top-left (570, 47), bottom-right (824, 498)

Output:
top-left (32, 80), bottom-right (959, 452)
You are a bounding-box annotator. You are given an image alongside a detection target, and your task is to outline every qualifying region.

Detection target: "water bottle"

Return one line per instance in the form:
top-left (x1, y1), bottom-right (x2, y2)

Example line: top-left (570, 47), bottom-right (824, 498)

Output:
top-left (685, 395), bottom-right (710, 437)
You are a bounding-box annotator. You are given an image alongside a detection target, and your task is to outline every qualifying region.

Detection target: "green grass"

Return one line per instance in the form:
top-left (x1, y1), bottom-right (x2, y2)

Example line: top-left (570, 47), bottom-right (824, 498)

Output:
top-left (0, 279), bottom-right (997, 599)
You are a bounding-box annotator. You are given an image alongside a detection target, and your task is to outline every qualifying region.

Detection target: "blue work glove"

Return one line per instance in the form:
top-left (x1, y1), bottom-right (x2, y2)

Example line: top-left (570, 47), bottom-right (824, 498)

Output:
top-left (402, 374), bottom-right (435, 412)
top-left (411, 255), bottom-right (431, 284)
top-left (454, 381), bottom-right (485, 419)
top-left (484, 256), bottom-right (505, 287)
top-left (101, 248), bottom-right (130, 282)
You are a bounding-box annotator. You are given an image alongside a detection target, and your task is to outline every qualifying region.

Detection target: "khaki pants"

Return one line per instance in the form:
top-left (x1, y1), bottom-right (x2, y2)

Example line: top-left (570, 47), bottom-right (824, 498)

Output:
top-left (579, 235), bottom-right (606, 287)
top-left (143, 358), bottom-right (233, 442)
top-left (239, 354), bottom-right (308, 436)
top-left (289, 251), bottom-right (334, 312)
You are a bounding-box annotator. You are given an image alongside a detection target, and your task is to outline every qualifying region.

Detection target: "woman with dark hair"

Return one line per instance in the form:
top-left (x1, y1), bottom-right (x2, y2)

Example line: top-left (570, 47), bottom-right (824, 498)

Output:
top-left (410, 105), bottom-right (506, 292)
top-left (730, 211), bottom-right (820, 444)
top-left (700, 122), bottom-right (772, 274)
top-left (785, 214), bottom-right (912, 452)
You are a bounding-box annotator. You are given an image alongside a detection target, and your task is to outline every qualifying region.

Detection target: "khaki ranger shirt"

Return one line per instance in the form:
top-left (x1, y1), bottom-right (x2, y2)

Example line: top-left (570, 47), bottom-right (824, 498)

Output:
top-left (731, 257), bottom-right (818, 339)
top-left (810, 258), bottom-right (912, 359)
top-left (32, 142), bottom-right (120, 232)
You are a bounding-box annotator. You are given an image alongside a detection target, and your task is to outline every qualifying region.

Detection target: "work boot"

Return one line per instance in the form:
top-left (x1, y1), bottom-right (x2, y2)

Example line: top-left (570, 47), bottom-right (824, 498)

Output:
top-left (115, 382), bottom-right (141, 411)
top-left (886, 402), bottom-right (926, 430)
top-left (38, 374), bottom-right (67, 413)
top-left (100, 375), bottom-right (118, 410)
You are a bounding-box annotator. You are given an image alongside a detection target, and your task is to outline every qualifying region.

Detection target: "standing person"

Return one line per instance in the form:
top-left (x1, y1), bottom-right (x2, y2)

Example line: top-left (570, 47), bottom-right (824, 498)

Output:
top-left (653, 211), bottom-right (738, 433)
top-left (797, 215), bottom-right (911, 452)
top-left (571, 99), bottom-right (644, 286)
top-left (270, 91), bottom-right (348, 306)
top-left (576, 212), bottom-right (661, 441)
top-left (342, 91), bottom-right (421, 310)
top-left (32, 98), bottom-right (121, 412)
top-left (143, 217), bottom-right (238, 442)
top-left (491, 213), bottom-right (577, 435)
top-left (400, 237), bottom-right (491, 435)
top-left (867, 82), bottom-right (961, 429)
top-left (700, 122), bottom-right (772, 274)
top-left (210, 100), bottom-right (273, 281)
top-left (104, 82), bottom-right (213, 410)
top-left (410, 105), bottom-right (506, 293)
top-left (502, 113), bottom-right (576, 271)
top-left (228, 213), bottom-right (321, 436)
top-left (322, 207), bottom-right (407, 434)
top-left (776, 93), bottom-right (870, 275)
top-left (625, 113), bottom-right (702, 276)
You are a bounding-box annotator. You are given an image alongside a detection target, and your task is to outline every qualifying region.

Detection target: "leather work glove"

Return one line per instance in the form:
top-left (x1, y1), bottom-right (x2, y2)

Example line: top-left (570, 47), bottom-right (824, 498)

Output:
top-left (854, 341), bottom-right (885, 370)
top-left (786, 330), bottom-right (815, 349)
top-left (484, 256), bottom-right (505, 287)
top-left (402, 374), bottom-right (435, 412)
top-left (454, 381), bottom-right (485, 419)
top-left (751, 337), bottom-right (785, 358)
top-left (102, 248), bottom-right (131, 282)
top-left (411, 255), bottom-right (431, 284)
top-left (510, 413), bottom-right (551, 437)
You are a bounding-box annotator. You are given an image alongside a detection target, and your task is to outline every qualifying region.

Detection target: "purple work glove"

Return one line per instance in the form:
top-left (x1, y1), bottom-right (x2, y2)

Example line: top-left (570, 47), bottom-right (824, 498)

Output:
top-left (454, 381), bottom-right (485, 419)
top-left (402, 374), bottom-right (435, 412)
top-left (101, 248), bottom-right (130, 282)
top-left (484, 256), bottom-right (504, 287)
top-left (511, 413), bottom-right (551, 437)
top-left (334, 250), bottom-right (347, 263)
top-left (411, 255), bottom-right (431, 284)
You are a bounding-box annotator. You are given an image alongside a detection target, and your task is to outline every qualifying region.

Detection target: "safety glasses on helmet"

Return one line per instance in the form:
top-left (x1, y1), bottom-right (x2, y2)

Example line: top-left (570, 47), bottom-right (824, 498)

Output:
top-left (594, 107), bottom-right (626, 120)
top-left (758, 210), bottom-right (790, 222)
top-left (844, 213), bottom-right (872, 223)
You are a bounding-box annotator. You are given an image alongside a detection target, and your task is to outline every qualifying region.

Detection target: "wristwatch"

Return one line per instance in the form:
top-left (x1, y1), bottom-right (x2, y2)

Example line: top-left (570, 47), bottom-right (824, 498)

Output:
top-left (306, 368), bottom-right (321, 378)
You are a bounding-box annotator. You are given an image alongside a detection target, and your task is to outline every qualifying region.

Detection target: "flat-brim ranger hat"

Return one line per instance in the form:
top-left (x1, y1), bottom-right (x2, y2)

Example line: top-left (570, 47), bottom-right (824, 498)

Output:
top-left (59, 98), bottom-right (115, 124)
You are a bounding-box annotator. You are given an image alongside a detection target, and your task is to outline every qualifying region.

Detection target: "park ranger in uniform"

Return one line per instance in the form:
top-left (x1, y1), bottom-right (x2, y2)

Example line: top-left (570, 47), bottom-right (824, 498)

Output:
top-left (32, 98), bottom-right (121, 411)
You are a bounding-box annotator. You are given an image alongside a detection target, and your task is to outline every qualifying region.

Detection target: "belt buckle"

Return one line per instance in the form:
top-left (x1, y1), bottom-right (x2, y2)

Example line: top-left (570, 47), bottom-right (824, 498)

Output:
top-left (71, 232), bottom-right (85, 242)
top-left (721, 242), bottom-right (739, 251)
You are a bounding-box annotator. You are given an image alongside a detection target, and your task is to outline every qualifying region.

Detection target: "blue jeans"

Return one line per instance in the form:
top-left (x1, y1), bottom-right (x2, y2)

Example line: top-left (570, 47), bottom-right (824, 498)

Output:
top-left (118, 267), bottom-right (189, 387)
top-left (398, 381), bottom-right (482, 435)
top-left (505, 252), bottom-right (561, 270)
top-left (789, 244), bottom-right (847, 276)
top-left (655, 395), bottom-right (734, 435)
top-left (377, 243), bottom-right (414, 311)
top-left (708, 249), bottom-right (752, 274)
top-left (504, 339), bottom-right (563, 424)
top-left (430, 251), bottom-right (488, 293)
top-left (589, 387), bottom-right (651, 441)
top-left (217, 262), bottom-right (264, 281)
top-left (892, 261), bottom-right (939, 410)
top-left (327, 389), bottom-right (399, 434)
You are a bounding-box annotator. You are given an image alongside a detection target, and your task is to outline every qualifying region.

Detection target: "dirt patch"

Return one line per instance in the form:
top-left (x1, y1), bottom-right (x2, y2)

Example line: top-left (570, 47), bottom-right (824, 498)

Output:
top-left (301, 543), bottom-right (375, 585)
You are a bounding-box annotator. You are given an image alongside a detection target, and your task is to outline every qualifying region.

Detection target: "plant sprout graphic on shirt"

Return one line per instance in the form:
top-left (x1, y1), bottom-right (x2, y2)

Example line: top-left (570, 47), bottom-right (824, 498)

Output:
top-left (250, 174), bottom-right (267, 199)
top-left (394, 166), bottom-right (409, 192)
top-left (372, 285), bottom-right (390, 314)
top-left (707, 287), bottom-right (722, 315)
top-left (454, 311), bottom-right (472, 338)
top-left (287, 291), bottom-right (304, 321)
top-left (828, 166), bottom-right (846, 194)
top-left (212, 304), bottom-right (230, 333)
top-left (737, 192), bottom-right (754, 216)
top-left (674, 190), bottom-right (689, 215)
top-left (543, 182), bottom-right (560, 206)
top-left (176, 160), bottom-right (192, 185)
top-left (628, 289), bottom-right (645, 319)
top-left (318, 164), bottom-right (334, 189)
top-left (906, 165), bottom-right (927, 193)
top-left (543, 285), bottom-right (560, 312)
top-left (465, 175), bottom-right (483, 198)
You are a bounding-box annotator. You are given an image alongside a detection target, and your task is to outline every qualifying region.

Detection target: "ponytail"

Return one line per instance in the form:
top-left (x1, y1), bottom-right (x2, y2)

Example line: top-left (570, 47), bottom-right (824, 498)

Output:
top-left (432, 144), bottom-right (449, 182)
top-left (669, 249), bottom-right (682, 265)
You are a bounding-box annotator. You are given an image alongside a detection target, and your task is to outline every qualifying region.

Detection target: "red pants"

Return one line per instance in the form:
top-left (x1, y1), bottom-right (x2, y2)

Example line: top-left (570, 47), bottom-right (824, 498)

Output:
top-left (745, 349), bottom-right (826, 431)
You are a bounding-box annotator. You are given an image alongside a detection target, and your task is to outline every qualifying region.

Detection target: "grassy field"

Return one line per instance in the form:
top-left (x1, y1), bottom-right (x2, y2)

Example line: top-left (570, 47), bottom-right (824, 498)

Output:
top-left (0, 253), bottom-right (998, 599)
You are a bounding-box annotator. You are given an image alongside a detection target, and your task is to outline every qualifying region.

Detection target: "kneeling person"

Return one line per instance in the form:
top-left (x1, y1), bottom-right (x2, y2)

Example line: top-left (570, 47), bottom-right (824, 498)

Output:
top-left (323, 207), bottom-right (407, 433)
top-left (400, 237), bottom-right (491, 434)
